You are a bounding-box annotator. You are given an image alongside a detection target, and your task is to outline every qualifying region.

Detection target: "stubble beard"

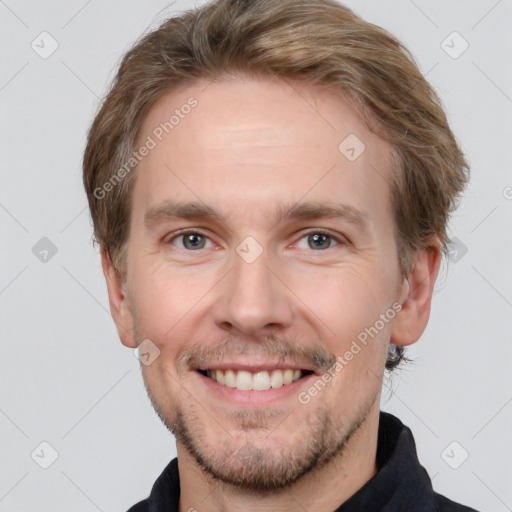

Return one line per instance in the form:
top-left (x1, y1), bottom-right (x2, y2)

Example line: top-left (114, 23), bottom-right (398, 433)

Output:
top-left (133, 323), bottom-right (379, 493)
top-left (147, 381), bottom-right (377, 493)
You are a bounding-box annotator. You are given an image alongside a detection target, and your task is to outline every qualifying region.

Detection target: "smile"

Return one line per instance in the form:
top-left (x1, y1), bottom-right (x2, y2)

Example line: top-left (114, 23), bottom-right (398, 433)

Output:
top-left (198, 369), bottom-right (314, 391)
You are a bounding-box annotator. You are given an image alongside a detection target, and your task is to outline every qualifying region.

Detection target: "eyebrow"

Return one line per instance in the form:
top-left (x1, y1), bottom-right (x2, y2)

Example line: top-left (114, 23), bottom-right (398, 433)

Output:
top-left (144, 200), bottom-right (369, 232)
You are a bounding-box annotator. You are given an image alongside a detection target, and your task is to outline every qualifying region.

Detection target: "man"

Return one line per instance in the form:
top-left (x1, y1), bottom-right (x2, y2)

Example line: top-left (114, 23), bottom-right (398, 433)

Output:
top-left (83, 0), bottom-right (478, 510)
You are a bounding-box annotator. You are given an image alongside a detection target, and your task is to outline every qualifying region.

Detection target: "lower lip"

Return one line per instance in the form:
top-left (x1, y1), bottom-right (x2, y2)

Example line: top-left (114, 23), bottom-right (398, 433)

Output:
top-left (195, 371), bottom-right (316, 406)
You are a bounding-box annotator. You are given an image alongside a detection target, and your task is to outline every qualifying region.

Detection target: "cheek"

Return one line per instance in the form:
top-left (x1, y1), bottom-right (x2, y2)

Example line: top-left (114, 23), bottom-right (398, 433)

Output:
top-left (291, 264), bottom-right (388, 334)
top-left (290, 264), bottom-right (394, 385)
top-left (128, 252), bottom-right (211, 331)
top-left (125, 265), bottom-right (195, 374)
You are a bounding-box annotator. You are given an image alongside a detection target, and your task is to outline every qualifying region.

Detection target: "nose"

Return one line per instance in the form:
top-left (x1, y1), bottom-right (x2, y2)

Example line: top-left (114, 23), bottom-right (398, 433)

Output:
top-left (211, 248), bottom-right (294, 336)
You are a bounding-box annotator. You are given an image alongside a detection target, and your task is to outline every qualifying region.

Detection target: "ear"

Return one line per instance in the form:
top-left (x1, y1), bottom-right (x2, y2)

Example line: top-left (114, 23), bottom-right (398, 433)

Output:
top-left (390, 240), bottom-right (441, 346)
top-left (101, 248), bottom-right (137, 348)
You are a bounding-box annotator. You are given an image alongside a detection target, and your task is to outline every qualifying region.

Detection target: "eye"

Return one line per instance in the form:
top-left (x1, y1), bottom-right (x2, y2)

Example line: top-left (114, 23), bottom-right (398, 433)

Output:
top-left (169, 231), bottom-right (214, 250)
top-left (295, 231), bottom-right (341, 251)
top-left (165, 230), bottom-right (344, 252)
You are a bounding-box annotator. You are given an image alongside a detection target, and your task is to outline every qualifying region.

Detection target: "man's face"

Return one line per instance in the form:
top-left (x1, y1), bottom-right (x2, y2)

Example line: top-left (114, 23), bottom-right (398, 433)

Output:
top-left (118, 76), bottom-right (407, 489)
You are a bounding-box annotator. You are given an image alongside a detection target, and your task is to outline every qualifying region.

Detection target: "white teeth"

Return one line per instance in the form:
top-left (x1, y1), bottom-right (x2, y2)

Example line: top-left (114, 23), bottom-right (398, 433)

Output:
top-left (270, 370), bottom-right (283, 388)
top-left (204, 368), bottom-right (305, 391)
top-left (216, 370), bottom-right (226, 385)
top-left (252, 371), bottom-right (271, 391)
top-left (225, 369), bottom-right (236, 388)
top-left (235, 370), bottom-right (253, 390)
top-left (283, 369), bottom-right (294, 385)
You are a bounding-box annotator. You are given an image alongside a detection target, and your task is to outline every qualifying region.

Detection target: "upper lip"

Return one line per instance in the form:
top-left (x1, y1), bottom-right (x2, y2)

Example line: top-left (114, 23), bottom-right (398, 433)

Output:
top-left (196, 361), bottom-right (317, 373)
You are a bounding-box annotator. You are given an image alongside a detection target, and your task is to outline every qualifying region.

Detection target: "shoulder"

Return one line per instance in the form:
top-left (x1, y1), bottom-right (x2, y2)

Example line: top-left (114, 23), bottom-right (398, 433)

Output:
top-left (125, 458), bottom-right (180, 512)
top-left (126, 500), bottom-right (149, 512)
top-left (436, 492), bottom-right (480, 512)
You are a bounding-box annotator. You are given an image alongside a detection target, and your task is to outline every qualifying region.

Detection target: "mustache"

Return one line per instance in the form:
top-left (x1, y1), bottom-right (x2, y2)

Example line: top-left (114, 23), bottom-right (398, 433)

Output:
top-left (176, 334), bottom-right (337, 373)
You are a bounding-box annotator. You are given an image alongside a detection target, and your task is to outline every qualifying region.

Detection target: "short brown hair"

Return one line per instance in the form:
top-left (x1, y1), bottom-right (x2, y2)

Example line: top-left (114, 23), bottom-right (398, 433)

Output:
top-left (83, 0), bottom-right (469, 369)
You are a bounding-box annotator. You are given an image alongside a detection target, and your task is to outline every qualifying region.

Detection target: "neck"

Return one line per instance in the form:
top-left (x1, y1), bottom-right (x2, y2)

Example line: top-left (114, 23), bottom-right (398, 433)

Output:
top-left (178, 403), bottom-right (380, 512)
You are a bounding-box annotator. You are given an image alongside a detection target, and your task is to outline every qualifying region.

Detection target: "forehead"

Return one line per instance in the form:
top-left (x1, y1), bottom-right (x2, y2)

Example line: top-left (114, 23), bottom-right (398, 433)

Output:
top-left (133, 75), bottom-right (393, 227)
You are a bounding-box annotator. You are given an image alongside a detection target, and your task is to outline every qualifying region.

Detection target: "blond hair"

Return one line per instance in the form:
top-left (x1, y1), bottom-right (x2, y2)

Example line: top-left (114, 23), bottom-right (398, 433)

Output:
top-left (83, 0), bottom-right (469, 369)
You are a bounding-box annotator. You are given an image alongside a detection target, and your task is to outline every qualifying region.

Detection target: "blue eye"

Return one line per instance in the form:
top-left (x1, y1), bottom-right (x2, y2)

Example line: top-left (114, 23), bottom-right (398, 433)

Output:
top-left (172, 232), bottom-right (213, 250)
top-left (296, 232), bottom-right (341, 250)
top-left (165, 230), bottom-right (344, 252)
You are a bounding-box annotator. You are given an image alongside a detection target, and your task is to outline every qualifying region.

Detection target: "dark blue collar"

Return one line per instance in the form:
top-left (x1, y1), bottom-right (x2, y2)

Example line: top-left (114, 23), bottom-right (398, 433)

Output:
top-left (128, 412), bottom-right (478, 512)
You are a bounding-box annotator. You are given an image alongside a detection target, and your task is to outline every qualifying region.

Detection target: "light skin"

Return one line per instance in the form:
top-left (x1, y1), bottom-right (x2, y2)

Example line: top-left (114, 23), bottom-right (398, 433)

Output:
top-left (102, 74), bottom-right (440, 511)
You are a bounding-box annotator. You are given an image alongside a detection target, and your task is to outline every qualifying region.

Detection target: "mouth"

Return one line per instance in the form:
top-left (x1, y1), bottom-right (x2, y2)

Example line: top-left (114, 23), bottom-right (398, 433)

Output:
top-left (197, 368), bottom-right (315, 392)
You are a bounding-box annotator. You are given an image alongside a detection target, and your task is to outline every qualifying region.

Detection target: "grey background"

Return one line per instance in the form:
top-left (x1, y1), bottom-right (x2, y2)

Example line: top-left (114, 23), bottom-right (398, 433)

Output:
top-left (0, 0), bottom-right (511, 510)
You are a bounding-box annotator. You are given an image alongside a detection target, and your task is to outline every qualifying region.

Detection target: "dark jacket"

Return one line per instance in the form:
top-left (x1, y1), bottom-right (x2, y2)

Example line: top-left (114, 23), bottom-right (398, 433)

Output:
top-left (127, 412), bottom-right (479, 511)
